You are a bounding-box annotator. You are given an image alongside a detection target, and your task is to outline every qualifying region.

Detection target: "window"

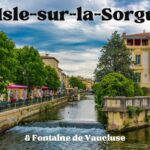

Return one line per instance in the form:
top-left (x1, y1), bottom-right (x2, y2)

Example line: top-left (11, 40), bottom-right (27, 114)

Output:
top-left (135, 55), bottom-right (141, 65)
top-left (135, 39), bottom-right (141, 46)
top-left (142, 39), bottom-right (148, 46)
top-left (134, 72), bottom-right (141, 83)
top-left (127, 39), bottom-right (133, 46)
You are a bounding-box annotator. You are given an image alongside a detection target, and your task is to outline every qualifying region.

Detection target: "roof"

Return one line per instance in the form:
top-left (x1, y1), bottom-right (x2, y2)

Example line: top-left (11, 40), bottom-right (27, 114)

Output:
top-left (42, 86), bottom-right (49, 90)
top-left (62, 72), bottom-right (66, 76)
top-left (8, 84), bottom-right (28, 89)
top-left (41, 55), bottom-right (59, 63)
top-left (125, 32), bottom-right (150, 38)
top-left (58, 67), bottom-right (63, 71)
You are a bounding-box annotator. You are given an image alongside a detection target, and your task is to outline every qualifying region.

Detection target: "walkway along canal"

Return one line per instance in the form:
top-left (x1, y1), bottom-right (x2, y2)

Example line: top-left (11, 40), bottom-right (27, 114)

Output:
top-left (0, 95), bottom-right (150, 149)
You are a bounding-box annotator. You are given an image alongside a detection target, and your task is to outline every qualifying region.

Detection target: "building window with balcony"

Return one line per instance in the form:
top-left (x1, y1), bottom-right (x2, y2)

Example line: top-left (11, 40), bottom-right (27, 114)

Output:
top-left (142, 39), bottom-right (148, 46)
top-left (127, 39), bottom-right (133, 46)
top-left (135, 55), bottom-right (141, 65)
top-left (135, 39), bottom-right (141, 46)
top-left (135, 72), bottom-right (141, 83)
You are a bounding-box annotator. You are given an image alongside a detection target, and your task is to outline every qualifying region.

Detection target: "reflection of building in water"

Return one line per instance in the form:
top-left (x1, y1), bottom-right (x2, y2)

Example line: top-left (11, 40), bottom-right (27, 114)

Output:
top-left (123, 31), bottom-right (150, 88)
top-left (40, 53), bottom-right (70, 89)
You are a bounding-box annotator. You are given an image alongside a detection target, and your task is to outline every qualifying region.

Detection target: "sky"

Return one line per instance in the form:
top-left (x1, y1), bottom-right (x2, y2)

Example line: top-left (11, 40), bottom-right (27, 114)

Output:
top-left (0, 0), bottom-right (150, 78)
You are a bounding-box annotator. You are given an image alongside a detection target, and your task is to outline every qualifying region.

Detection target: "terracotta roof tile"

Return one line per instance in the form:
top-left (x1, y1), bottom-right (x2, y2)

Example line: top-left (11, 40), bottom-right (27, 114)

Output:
top-left (126, 32), bottom-right (150, 37)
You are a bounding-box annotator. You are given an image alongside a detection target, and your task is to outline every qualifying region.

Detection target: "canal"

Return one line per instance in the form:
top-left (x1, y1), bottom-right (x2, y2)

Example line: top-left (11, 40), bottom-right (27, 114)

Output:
top-left (0, 95), bottom-right (150, 150)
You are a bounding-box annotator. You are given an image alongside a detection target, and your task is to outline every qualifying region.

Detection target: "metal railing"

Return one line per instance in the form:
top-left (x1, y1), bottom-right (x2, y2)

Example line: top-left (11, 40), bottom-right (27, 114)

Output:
top-left (0, 94), bottom-right (66, 112)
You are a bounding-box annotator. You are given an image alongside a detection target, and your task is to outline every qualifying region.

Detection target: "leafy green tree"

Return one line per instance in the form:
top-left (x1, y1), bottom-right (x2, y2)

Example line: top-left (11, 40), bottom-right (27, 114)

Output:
top-left (0, 80), bottom-right (9, 99)
top-left (69, 77), bottom-right (79, 88)
top-left (45, 66), bottom-right (61, 91)
top-left (95, 72), bottom-right (134, 106)
top-left (95, 31), bottom-right (133, 81)
top-left (14, 46), bottom-right (46, 87)
top-left (69, 76), bottom-right (86, 89)
top-left (0, 32), bottom-right (17, 97)
top-left (80, 82), bottom-right (86, 90)
top-left (134, 83), bottom-right (144, 96)
top-left (92, 83), bottom-right (99, 93)
top-left (0, 32), bottom-right (17, 82)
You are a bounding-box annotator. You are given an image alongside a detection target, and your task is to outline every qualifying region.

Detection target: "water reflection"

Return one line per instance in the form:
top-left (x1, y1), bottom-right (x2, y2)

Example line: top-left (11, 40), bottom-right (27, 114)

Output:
top-left (22, 95), bottom-right (98, 123)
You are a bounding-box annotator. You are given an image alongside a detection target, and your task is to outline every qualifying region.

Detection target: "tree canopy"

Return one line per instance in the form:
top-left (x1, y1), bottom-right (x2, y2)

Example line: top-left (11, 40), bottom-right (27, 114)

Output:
top-left (95, 31), bottom-right (133, 81)
top-left (14, 46), bottom-right (47, 87)
top-left (95, 72), bottom-right (135, 106)
top-left (45, 66), bottom-right (61, 91)
top-left (69, 76), bottom-right (86, 90)
top-left (0, 32), bottom-right (17, 82)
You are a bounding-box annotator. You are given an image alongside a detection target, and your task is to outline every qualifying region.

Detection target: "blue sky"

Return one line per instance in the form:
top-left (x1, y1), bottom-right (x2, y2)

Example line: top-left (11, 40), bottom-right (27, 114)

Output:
top-left (0, 0), bottom-right (150, 78)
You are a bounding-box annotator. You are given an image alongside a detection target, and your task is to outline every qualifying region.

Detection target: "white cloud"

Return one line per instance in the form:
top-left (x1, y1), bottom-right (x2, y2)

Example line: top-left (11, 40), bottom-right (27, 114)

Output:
top-left (1, 0), bottom-right (150, 79)
top-left (40, 48), bottom-right (100, 79)
top-left (16, 44), bottom-right (24, 48)
top-left (52, 18), bottom-right (81, 30)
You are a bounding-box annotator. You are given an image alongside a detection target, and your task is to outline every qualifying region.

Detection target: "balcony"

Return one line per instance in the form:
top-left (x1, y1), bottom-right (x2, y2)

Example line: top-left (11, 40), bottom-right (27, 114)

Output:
top-left (132, 65), bottom-right (143, 71)
top-left (126, 38), bottom-right (150, 50)
top-left (103, 96), bottom-right (150, 112)
top-left (127, 45), bottom-right (150, 50)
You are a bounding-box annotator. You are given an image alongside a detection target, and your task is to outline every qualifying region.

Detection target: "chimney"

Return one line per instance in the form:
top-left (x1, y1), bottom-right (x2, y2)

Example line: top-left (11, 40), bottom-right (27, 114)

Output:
top-left (122, 32), bottom-right (126, 38)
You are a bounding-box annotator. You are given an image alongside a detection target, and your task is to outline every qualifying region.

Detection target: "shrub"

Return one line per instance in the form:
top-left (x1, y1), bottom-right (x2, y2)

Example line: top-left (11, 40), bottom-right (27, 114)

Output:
top-left (134, 83), bottom-right (144, 96)
top-left (92, 83), bottom-right (99, 93)
top-left (135, 107), bottom-right (143, 115)
top-left (127, 106), bottom-right (143, 118)
top-left (127, 106), bottom-right (136, 118)
top-left (142, 87), bottom-right (149, 95)
top-left (95, 72), bottom-right (134, 106)
top-left (145, 115), bottom-right (150, 123)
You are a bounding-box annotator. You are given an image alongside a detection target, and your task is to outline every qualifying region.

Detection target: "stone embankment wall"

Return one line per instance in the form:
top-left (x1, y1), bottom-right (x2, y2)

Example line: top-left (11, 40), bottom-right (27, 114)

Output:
top-left (103, 96), bottom-right (150, 132)
top-left (0, 97), bottom-right (69, 133)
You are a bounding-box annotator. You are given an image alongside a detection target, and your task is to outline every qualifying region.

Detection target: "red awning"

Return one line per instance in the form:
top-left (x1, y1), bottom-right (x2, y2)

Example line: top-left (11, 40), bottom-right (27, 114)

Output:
top-left (7, 84), bottom-right (28, 89)
top-left (42, 86), bottom-right (49, 90)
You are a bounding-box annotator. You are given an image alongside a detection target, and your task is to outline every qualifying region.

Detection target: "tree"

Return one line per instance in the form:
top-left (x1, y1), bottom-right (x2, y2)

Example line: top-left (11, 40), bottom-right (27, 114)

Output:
top-left (134, 83), bottom-right (144, 96)
top-left (95, 72), bottom-right (134, 106)
top-left (95, 31), bottom-right (133, 81)
top-left (92, 83), bottom-right (99, 93)
top-left (69, 76), bottom-right (86, 89)
top-left (0, 32), bottom-right (17, 82)
top-left (80, 82), bottom-right (86, 90)
top-left (45, 66), bottom-right (61, 91)
top-left (0, 80), bottom-right (9, 98)
top-left (0, 32), bottom-right (17, 97)
top-left (14, 46), bottom-right (46, 87)
top-left (69, 77), bottom-right (79, 88)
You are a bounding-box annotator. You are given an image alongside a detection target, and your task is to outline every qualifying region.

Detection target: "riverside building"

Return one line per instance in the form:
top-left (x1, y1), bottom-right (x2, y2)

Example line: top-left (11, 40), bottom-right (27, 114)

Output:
top-left (123, 31), bottom-right (150, 88)
top-left (40, 53), bottom-right (70, 89)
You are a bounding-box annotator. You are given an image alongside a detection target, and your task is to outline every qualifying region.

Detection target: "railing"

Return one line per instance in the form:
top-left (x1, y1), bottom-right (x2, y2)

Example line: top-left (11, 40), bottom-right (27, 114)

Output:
top-left (0, 94), bottom-right (67, 112)
top-left (103, 96), bottom-right (150, 112)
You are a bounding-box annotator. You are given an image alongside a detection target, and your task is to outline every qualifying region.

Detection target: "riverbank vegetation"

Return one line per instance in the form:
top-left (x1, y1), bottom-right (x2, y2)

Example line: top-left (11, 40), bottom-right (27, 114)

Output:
top-left (95, 72), bottom-right (135, 106)
top-left (94, 31), bottom-right (145, 107)
top-left (127, 106), bottom-right (143, 118)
